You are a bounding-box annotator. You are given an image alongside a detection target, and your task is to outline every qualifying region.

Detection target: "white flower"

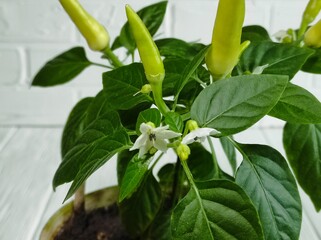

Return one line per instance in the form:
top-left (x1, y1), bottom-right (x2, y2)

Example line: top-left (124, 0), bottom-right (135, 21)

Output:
top-left (130, 123), bottom-right (181, 158)
top-left (182, 127), bottom-right (221, 145)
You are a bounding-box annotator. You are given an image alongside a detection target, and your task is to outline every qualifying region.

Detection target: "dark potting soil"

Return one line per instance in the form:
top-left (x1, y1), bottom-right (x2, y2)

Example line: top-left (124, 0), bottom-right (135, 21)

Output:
top-left (54, 204), bottom-right (134, 240)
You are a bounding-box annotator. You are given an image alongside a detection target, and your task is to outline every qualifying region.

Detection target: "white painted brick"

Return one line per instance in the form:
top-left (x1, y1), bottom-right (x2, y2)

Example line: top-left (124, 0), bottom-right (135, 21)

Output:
top-left (0, 2), bottom-right (75, 42)
top-left (0, 48), bottom-right (21, 86)
top-left (270, 1), bottom-right (319, 34)
top-left (172, 1), bottom-right (218, 43)
top-left (0, 88), bottom-right (77, 126)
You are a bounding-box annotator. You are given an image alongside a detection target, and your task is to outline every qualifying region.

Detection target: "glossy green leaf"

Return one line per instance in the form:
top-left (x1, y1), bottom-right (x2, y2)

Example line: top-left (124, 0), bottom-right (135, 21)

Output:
top-left (156, 38), bottom-right (206, 60)
top-left (103, 63), bottom-right (153, 110)
top-left (238, 42), bottom-right (314, 79)
top-left (269, 82), bottom-right (321, 123)
top-left (235, 144), bottom-right (302, 240)
top-left (174, 45), bottom-right (210, 102)
top-left (143, 210), bottom-right (172, 240)
top-left (301, 48), bottom-right (321, 74)
top-left (32, 47), bottom-right (91, 86)
top-left (120, 172), bottom-right (162, 236)
top-left (61, 97), bottom-right (93, 157)
top-left (187, 143), bottom-right (217, 181)
top-left (119, 154), bottom-right (151, 202)
top-left (164, 112), bottom-right (183, 132)
top-left (283, 123), bottom-right (321, 211)
top-left (220, 136), bottom-right (237, 173)
top-left (191, 74), bottom-right (288, 135)
top-left (53, 111), bottom-right (132, 201)
top-left (117, 149), bottom-right (136, 186)
top-left (241, 25), bottom-right (271, 42)
top-left (112, 1), bottom-right (167, 53)
top-left (171, 180), bottom-right (264, 240)
top-left (136, 108), bottom-right (162, 134)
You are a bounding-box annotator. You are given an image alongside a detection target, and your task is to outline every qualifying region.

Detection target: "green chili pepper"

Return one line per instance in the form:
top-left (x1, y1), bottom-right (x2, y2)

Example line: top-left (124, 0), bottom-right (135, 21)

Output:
top-left (125, 4), bottom-right (165, 84)
top-left (304, 19), bottom-right (321, 47)
top-left (125, 4), bottom-right (169, 115)
top-left (59, 0), bottom-right (110, 51)
top-left (299, 0), bottom-right (321, 37)
top-left (205, 0), bottom-right (247, 81)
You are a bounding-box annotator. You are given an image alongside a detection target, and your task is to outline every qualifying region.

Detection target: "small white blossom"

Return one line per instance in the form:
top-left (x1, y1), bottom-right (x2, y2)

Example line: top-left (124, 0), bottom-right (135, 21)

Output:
top-left (182, 127), bottom-right (221, 145)
top-left (130, 123), bottom-right (181, 158)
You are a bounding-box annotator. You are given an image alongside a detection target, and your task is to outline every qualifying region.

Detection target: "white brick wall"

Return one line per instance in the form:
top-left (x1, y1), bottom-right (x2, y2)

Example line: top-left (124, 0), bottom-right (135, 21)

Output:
top-left (0, 0), bottom-right (320, 126)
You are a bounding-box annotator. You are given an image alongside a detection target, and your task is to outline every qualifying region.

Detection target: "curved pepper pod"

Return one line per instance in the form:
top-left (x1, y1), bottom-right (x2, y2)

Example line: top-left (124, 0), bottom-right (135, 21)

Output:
top-left (125, 4), bottom-right (165, 84)
top-left (206, 0), bottom-right (246, 81)
top-left (304, 19), bottom-right (321, 48)
top-left (299, 0), bottom-right (321, 37)
top-left (59, 0), bottom-right (110, 51)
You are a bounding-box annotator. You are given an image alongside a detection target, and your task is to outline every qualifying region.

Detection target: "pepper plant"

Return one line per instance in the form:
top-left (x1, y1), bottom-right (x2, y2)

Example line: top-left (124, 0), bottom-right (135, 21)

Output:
top-left (33, 0), bottom-right (321, 239)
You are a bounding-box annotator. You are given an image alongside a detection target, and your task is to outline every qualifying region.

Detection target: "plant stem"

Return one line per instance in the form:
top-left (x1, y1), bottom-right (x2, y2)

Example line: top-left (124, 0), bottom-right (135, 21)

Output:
top-left (90, 62), bottom-right (112, 69)
top-left (151, 82), bottom-right (170, 116)
top-left (103, 47), bottom-right (124, 68)
top-left (170, 158), bottom-right (183, 207)
top-left (207, 136), bottom-right (220, 178)
top-left (73, 183), bottom-right (85, 213)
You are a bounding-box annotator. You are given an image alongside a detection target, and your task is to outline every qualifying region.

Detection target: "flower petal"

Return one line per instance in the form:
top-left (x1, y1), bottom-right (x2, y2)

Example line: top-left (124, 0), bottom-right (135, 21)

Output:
top-left (140, 122), bottom-right (153, 134)
top-left (156, 129), bottom-right (181, 140)
top-left (130, 133), bottom-right (148, 151)
top-left (153, 139), bottom-right (168, 152)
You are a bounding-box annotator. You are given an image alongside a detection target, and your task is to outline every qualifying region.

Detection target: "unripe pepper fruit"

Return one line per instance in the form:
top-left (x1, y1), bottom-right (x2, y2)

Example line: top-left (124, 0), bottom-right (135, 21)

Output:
top-left (59, 0), bottom-right (110, 51)
top-left (304, 19), bottom-right (321, 48)
top-left (299, 0), bottom-right (321, 37)
top-left (125, 5), bottom-right (165, 84)
top-left (125, 4), bottom-right (169, 115)
top-left (205, 0), bottom-right (247, 81)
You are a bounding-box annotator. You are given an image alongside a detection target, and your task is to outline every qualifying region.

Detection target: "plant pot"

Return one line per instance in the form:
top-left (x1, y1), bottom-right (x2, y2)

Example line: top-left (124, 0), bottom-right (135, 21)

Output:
top-left (39, 186), bottom-right (119, 240)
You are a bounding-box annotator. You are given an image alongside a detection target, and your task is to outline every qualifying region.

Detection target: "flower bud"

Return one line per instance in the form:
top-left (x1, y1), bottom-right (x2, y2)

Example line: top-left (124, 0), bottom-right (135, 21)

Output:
top-left (186, 120), bottom-right (199, 132)
top-left (177, 143), bottom-right (191, 161)
top-left (59, 0), bottom-right (110, 51)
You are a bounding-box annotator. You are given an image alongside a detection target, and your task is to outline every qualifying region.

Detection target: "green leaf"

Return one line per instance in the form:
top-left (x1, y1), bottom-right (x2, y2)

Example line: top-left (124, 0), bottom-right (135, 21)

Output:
top-left (174, 45), bottom-right (210, 102)
top-left (103, 63), bottom-right (153, 110)
top-left (171, 180), bottom-right (264, 240)
top-left (120, 172), bottom-right (162, 236)
top-left (163, 59), bottom-right (190, 96)
top-left (283, 123), bottom-right (321, 211)
top-left (53, 111), bottom-right (132, 201)
top-left (61, 97), bottom-right (93, 157)
top-left (119, 154), bottom-right (151, 202)
top-left (187, 143), bottom-right (216, 181)
top-left (235, 144), bottom-right (302, 240)
top-left (220, 136), bottom-right (237, 173)
top-left (269, 83), bottom-right (321, 123)
top-left (301, 48), bottom-right (321, 74)
top-left (32, 47), bottom-right (91, 87)
top-left (191, 74), bottom-right (288, 135)
top-left (238, 42), bottom-right (314, 79)
top-left (112, 1), bottom-right (168, 53)
top-left (241, 25), bottom-right (271, 42)
top-left (156, 38), bottom-right (206, 60)
top-left (143, 209), bottom-right (172, 240)
top-left (164, 112), bottom-right (183, 132)
top-left (117, 149), bottom-right (136, 186)
top-left (136, 108), bottom-right (162, 134)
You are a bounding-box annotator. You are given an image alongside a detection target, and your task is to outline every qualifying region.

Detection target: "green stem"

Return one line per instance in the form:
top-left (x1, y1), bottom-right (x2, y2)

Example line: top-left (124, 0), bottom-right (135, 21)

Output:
top-left (207, 136), bottom-right (220, 178)
top-left (103, 47), bottom-right (123, 68)
top-left (151, 83), bottom-right (170, 116)
top-left (181, 112), bottom-right (191, 121)
top-left (170, 158), bottom-right (183, 207)
top-left (91, 62), bottom-right (112, 69)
